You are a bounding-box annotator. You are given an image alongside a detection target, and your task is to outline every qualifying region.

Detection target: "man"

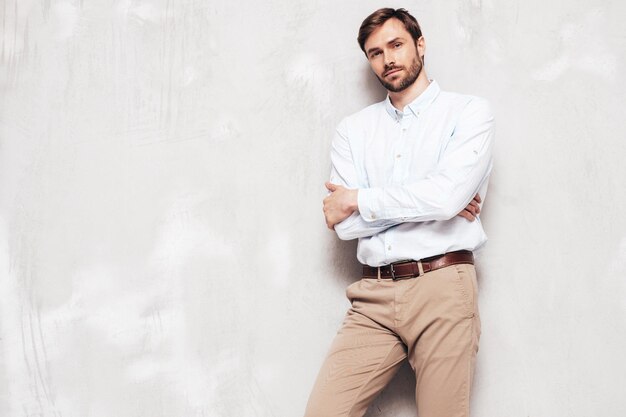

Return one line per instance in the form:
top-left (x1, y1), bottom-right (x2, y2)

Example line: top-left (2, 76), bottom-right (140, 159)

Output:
top-left (305, 8), bottom-right (494, 417)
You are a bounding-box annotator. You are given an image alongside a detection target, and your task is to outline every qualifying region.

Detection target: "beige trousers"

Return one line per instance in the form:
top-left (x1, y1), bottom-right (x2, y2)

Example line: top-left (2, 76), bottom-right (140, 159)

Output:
top-left (304, 264), bottom-right (481, 417)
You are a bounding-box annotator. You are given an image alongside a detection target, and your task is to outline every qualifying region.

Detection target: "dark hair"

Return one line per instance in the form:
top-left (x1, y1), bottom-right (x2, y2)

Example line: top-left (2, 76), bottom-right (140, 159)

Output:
top-left (357, 8), bottom-right (422, 53)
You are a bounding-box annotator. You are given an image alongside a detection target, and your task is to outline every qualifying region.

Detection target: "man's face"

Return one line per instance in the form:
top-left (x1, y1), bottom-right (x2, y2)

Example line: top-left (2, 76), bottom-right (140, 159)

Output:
top-left (363, 18), bottom-right (425, 93)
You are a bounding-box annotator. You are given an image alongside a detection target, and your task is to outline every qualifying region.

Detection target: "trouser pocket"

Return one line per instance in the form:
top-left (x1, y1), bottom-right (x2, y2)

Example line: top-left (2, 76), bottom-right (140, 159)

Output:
top-left (452, 264), bottom-right (477, 319)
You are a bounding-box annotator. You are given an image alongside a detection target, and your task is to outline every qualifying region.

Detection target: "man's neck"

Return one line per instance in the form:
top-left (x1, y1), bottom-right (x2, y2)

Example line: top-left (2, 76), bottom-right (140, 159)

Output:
top-left (388, 72), bottom-right (431, 112)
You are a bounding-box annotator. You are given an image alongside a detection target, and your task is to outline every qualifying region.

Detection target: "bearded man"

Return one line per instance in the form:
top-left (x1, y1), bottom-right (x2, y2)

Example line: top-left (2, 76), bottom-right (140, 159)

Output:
top-left (305, 8), bottom-right (494, 417)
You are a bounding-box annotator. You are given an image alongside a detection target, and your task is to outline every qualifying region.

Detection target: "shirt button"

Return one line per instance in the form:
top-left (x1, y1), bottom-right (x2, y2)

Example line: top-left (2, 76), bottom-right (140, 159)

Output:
top-left (371, 213), bottom-right (376, 219)
top-left (387, 245), bottom-right (392, 251)
top-left (396, 154), bottom-right (402, 158)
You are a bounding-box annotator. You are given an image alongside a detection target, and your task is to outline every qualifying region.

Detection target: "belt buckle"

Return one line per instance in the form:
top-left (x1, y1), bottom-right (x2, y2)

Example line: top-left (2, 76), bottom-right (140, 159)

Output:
top-left (390, 263), bottom-right (400, 281)
top-left (390, 260), bottom-right (423, 280)
top-left (389, 262), bottom-right (410, 281)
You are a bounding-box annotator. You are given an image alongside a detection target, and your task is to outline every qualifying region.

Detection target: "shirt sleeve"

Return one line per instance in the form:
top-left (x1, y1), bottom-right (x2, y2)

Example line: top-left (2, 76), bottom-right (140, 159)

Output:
top-left (357, 97), bottom-right (495, 222)
top-left (329, 119), bottom-right (400, 240)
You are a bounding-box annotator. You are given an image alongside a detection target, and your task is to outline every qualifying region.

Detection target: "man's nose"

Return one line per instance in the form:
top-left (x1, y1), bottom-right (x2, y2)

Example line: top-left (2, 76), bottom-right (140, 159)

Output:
top-left (384, 52), bottom-right (396, 68)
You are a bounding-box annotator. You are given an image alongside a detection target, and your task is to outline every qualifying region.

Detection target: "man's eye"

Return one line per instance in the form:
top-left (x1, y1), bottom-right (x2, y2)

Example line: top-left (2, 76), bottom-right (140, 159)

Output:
top-left (394, 43), bottom-right (402, 48)
top-left (371, 51), bottom-right (381, 58)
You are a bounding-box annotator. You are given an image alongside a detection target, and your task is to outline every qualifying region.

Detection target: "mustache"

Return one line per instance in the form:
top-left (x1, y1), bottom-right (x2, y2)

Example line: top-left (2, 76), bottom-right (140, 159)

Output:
top-left (383, 65), bottom-right (404, 77)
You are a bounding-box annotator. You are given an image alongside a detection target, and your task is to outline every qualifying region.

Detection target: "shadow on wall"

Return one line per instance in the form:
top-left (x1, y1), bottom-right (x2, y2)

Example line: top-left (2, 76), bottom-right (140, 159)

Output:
top-left (361, 61), bottom-right (388, 104)
top-left (327, 64), bottom-right (418, 416)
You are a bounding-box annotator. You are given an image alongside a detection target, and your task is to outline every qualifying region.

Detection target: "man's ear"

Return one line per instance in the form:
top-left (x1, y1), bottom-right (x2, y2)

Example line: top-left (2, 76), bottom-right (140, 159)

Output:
top-left (416, 36), bottom-right (426, 62)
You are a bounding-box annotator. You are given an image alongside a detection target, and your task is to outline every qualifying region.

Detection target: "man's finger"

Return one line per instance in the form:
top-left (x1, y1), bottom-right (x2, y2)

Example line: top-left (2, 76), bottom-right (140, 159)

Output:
top-left (458, 211), bottom-right (471, 221)
top-left (473, 193), bottom-right (482, 203)
top-left (457, 210), bottom-right (475, 221)
top-left (325, 182), bottom-right (338, 192)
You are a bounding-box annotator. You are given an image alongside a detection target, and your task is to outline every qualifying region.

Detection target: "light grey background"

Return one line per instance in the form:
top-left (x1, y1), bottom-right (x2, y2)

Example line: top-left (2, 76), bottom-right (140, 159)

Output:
top-left (1, 0), bottom-right (625, 416)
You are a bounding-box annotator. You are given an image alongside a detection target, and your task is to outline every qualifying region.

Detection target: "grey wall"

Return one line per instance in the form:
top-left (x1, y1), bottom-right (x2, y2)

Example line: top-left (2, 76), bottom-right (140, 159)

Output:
top-left (1, 0), bottom-right (626, 416)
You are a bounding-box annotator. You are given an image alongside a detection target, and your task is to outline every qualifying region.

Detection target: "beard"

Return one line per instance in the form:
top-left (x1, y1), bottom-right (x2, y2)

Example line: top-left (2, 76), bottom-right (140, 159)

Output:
top-left (377, 55), bottom-right (422, 93)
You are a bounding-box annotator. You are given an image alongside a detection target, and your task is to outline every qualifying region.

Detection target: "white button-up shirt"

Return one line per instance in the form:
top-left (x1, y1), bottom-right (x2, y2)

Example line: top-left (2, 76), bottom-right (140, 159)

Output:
top-left (329, 80), bottom-right (494, 267)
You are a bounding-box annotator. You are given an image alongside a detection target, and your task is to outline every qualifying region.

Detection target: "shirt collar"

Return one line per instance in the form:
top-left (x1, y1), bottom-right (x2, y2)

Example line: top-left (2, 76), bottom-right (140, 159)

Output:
top-left (384, 79), bottom-right (441, 121)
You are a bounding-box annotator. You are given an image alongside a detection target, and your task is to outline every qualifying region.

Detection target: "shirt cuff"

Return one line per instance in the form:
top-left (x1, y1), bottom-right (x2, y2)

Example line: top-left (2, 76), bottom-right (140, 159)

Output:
top-left (357, 188), bottom-right (384, 222)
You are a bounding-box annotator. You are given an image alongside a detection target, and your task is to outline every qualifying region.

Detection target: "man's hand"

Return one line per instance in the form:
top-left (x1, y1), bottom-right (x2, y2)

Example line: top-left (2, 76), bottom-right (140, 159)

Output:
top-left (457, 193), bottom-right (482, 221)
top-left (323, 182), bottom-right (359, 230)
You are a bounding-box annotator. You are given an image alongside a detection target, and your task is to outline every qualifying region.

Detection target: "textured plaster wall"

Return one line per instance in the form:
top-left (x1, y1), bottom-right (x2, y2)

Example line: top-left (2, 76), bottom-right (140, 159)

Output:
top-left (1, 1), bottom-right (625, 416)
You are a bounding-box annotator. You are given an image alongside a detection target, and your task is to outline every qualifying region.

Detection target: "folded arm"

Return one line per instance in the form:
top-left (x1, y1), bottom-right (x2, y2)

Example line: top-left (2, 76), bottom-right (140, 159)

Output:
top-left (357, 97), bottom-right (494, 223)
top-left (323, 97), bottom-right (493, 239)
top-left (323, 120), bottom-right (402, 240)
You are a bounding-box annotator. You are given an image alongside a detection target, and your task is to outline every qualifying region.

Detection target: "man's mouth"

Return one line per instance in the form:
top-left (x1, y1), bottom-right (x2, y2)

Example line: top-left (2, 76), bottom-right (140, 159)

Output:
top-left (384, 68), bottom-right (403, 77)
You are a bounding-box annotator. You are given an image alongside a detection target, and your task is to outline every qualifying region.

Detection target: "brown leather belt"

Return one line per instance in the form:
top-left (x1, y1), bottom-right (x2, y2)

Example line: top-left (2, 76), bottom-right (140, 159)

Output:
top-left (362, 250), bottom-right (474, 281)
